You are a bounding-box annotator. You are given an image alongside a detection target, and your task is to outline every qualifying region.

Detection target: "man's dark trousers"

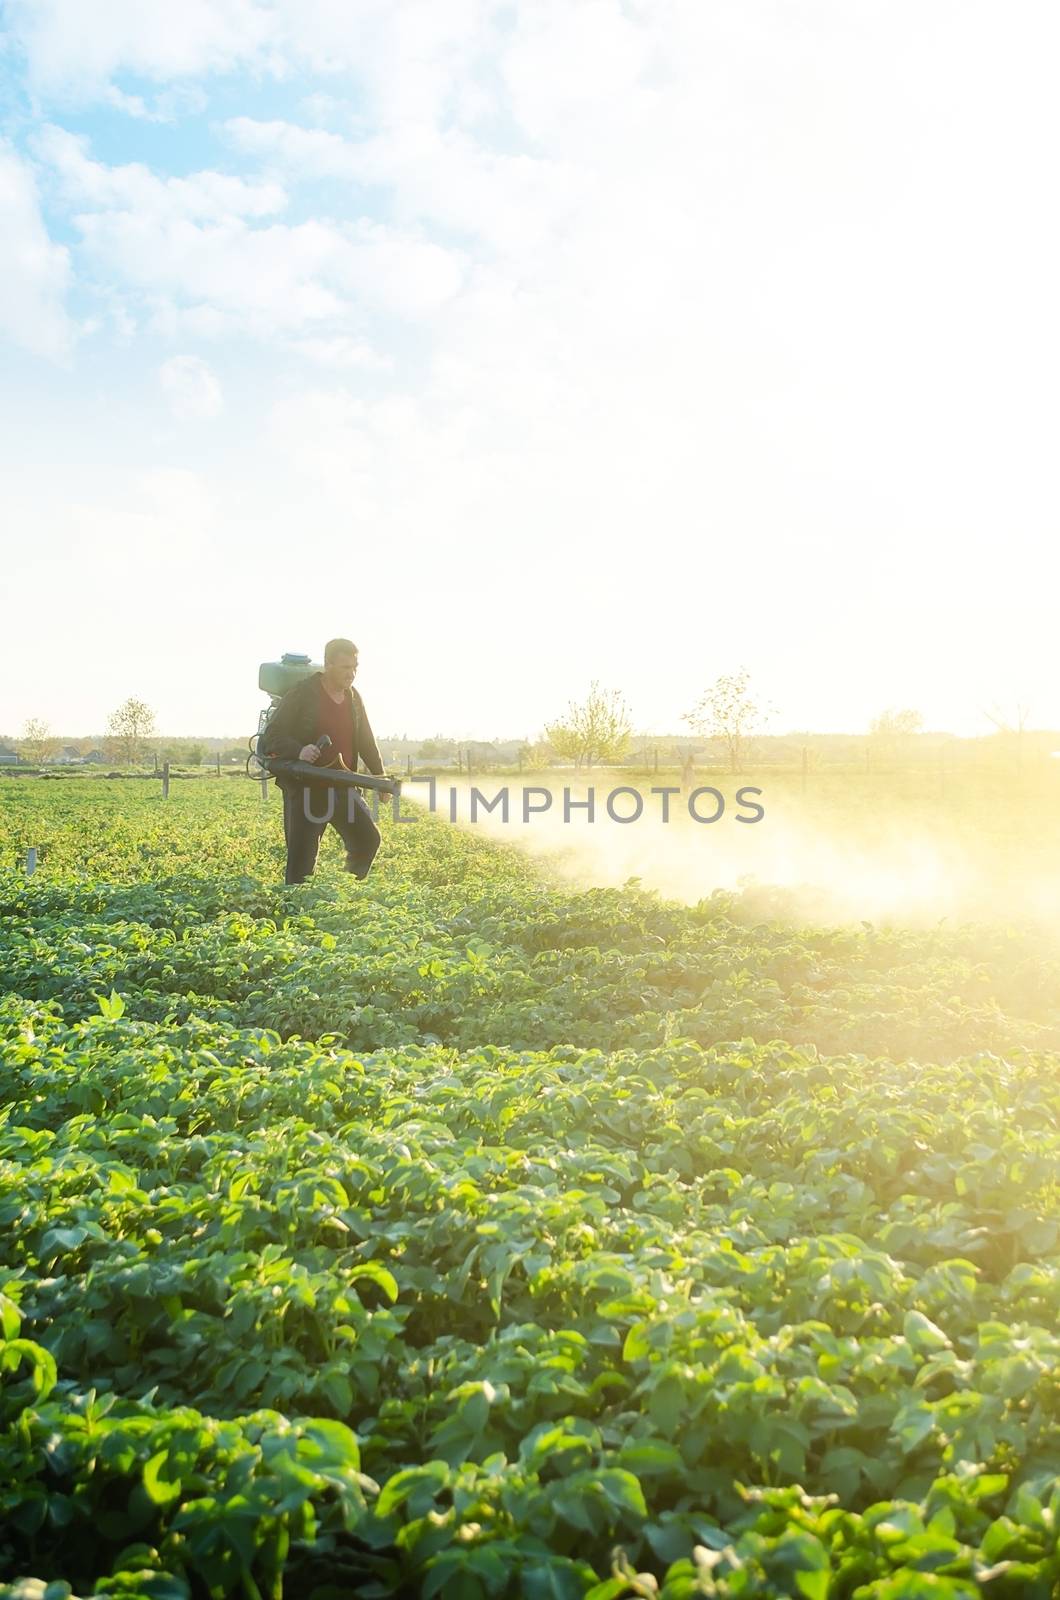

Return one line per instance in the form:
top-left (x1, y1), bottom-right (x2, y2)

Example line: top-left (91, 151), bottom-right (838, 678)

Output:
top-left (282, 781), bottom-right (381, 886)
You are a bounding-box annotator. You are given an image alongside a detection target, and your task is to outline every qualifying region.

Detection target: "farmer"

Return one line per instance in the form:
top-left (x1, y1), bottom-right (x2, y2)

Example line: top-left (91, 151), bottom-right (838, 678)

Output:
top-left (259, 638), bottom-right (386, 886)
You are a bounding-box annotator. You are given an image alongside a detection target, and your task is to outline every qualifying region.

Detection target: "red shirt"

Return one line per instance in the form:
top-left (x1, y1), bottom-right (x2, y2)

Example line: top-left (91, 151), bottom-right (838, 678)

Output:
top-left (316, 682), bottom-right (355, 769)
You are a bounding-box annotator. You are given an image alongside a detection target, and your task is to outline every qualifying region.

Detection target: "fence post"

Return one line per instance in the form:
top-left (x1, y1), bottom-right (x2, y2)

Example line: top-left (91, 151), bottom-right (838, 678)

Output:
top-left (801, 746), bottom-right (808, 794)
top-left (162, 761), bottom-right (170, 800)
top-left (260, 772), bottom-right (269, 801)
top-left (653, 747), bottom-right (659, 773)
top-left (25, 846), bottom-right (37, 877)
top-left (216, 752), bottom-right (221, 777)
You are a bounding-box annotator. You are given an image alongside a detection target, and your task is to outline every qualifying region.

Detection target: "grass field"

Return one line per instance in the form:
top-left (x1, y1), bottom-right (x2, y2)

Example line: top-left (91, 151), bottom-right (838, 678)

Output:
top-left (1, 778), bottom-right (1058, 1598)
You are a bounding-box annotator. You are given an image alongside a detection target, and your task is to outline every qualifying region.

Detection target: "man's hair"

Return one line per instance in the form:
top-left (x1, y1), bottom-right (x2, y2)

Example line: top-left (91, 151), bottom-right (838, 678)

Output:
top-left (324, 638), bottom-right (359, 663)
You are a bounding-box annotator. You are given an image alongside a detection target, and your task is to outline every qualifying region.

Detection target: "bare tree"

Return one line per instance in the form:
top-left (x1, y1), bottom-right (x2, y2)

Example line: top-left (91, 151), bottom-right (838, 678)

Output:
top-left (545, 681), bottom-right (632, 770)
top-left (106, 697), bottom-right (156, 766)
top-left (983, 702), bottom-right (1030, 736)
top-left (983, 701), bottom-right (1031, 771)
top-left (684, 669), bottom-right (772, 774)
top-left (19, 718), bottom-right (60, 766)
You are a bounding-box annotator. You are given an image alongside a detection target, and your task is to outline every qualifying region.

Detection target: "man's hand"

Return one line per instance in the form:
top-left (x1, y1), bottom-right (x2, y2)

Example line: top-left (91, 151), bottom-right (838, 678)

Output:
top-left (299, 743), bottom-right (321, 763)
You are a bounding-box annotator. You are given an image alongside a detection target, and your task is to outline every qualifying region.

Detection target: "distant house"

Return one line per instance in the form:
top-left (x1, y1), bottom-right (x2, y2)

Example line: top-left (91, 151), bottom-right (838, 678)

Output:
top-left (0, 745), bottom-right (19, 764)
top-left (465, 742), bottom-right (501, 765)
top-left (83, 750), bottom-right (106, 764)
top-left (54, 746), bottom-right (84, 764)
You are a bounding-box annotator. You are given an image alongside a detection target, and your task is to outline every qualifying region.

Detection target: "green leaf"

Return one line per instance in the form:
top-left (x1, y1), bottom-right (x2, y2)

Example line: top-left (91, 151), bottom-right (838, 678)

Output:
top-left (142, 1451), bottom-right (183, 1508)
top-left (38, 1226), bottom-right (88, 1260)
top-left (525, 1565), bottom-right (598, 1600)
top-left (597, 1470), bottom-right (648, 1522)
top-left (350, 1262), bottom-right (399, 1303)
top-left (300, 1417), bottom-right (362, 1470)
top-left (904, 1310), bottom-right (951, 1353)
top-left (96, 988), bottom-right (127, 1019)
top-left (1, 1338), bottom-right (58, 1402)
top-left (622, 1323), bottom-right (653, 1363)
top-left (320, 1371), bottom-right (354, 1415)
top-left (648, 1375), bottom-right (685, 1437)
top-left (96, 1572), bottom-right (191, 1600)
top-left (377, 1462), bottom-right (449, 1519)
top-left (0, 1291), bottom-right (21, 1340)
top-left (618, 1440), bottom-right (683, 1477)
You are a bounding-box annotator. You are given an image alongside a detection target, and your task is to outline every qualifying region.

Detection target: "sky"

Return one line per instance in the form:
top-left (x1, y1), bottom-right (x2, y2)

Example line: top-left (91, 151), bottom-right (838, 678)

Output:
top-left (0, 0), bottom-right (1057, 742)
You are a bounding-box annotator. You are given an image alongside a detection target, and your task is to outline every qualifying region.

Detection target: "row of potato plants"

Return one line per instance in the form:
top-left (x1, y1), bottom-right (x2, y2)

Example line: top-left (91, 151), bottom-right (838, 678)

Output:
top-left (0, 783), bottom-right (1058, 1596)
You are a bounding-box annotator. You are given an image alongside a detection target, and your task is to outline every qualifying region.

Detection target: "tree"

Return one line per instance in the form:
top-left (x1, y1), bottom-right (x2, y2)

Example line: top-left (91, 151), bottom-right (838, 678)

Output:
top-left (868, 708), bottom-right (923, 769)
top-left (870, 708), bottom-right (923, 743)
top-left (545, 681), bottom-right (632, 770)
top-left (983, 702), bottom-right (1030, 737)
top-left (684, 669), bottom-right (771, 773)
top-left (18, 718), bottom-right (60, 766)
top-left (983, 701), bottom-right (1031, 771)
top-left (416, 736), bottom-right (456, 761)
top-left (517, 736), bottom-right (556, 770)
top-left (106, 697), bottom-right (155, 766)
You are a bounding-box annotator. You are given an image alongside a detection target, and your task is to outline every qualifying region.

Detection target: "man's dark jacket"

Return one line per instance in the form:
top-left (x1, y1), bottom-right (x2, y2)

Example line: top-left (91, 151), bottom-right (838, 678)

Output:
top-left (259, 673), bottom-right (384, 783)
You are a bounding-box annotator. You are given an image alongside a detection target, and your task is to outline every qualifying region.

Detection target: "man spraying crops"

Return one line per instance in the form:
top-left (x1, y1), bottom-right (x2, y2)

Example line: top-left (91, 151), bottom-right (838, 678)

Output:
top-left (258, 638), bottom-right (388, 886)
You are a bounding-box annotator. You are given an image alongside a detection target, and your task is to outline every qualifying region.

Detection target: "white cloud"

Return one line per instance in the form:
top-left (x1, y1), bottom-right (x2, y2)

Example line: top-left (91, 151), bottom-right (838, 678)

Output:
top-left (225, 119), bottom-right (361, 178)
top-left (103, 85), bottom-right (153, 119)
top-left (3, 0), bottom-right (276, 98)
top-left (77, 211), bottom-right (462, 336)
top-left (103, 83), bottom-right (209, 122)
top-left (500, 0), bottom-right (653, 147)
top-left (6, 0), bottom-right (506, 129)
top-left (33, 126), bottom-right (465, 338)
top-left (159, 355), bottom-right (223, 419)
top-left (0, 140), bottom-right (75, 361)
top-left (36, 125), bottom-right (287, 221)
top-left (287, 335), bottom-right (392, 371)
top-left (144, 3), bottom-right (1060, 625)
top-left (224, 116), bottom-right (589, 259)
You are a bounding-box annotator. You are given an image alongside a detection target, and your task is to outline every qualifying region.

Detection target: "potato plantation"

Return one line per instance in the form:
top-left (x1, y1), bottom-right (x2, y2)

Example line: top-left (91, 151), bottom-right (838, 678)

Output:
top-left (1, 780), bottom-right (1059, 1599)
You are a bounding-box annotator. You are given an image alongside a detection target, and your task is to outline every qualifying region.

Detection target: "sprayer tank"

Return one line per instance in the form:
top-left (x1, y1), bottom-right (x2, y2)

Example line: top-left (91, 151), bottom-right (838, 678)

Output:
top-left (258, 653), bottom-right (323, 699)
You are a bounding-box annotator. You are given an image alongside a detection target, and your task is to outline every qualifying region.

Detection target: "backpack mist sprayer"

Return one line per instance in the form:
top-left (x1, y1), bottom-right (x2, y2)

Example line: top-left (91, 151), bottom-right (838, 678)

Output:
top-left (248, 652), bottom-right (401, 797)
